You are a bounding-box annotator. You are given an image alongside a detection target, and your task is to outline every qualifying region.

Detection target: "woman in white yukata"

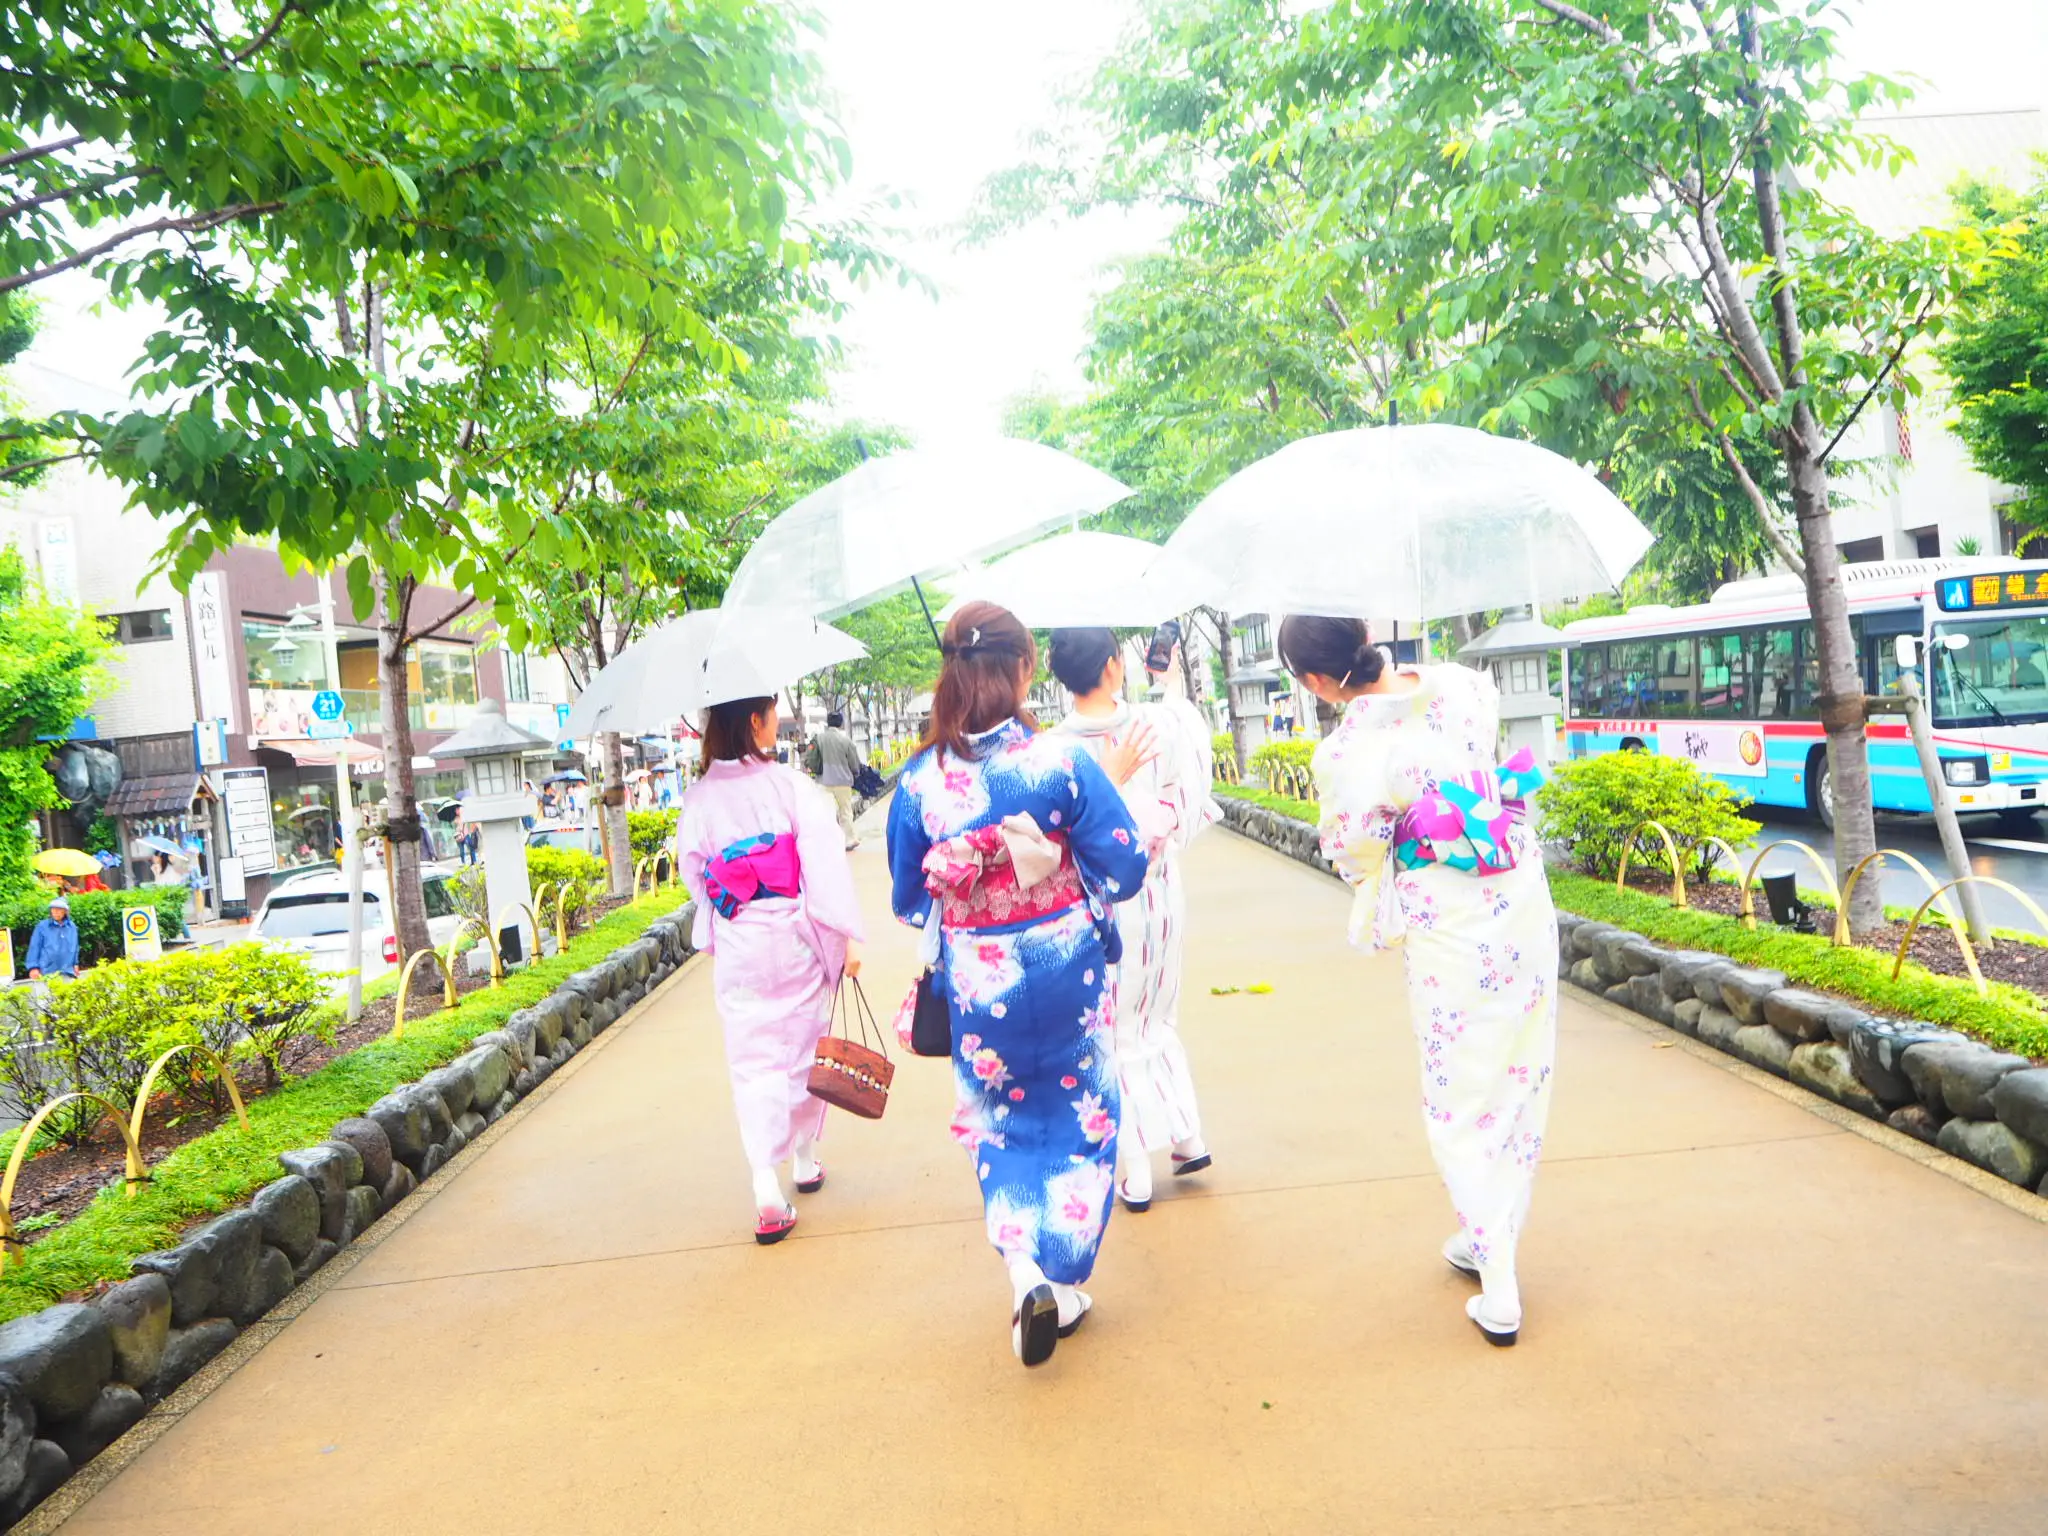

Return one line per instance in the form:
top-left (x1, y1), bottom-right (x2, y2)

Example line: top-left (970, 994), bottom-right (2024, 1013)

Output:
top-left (676, 694), bottom-right (865, 1246)
top-left (1048, 627), bottom-right (1218, 1213)
top-left (1279, 615), bottom-right (1556, 1346)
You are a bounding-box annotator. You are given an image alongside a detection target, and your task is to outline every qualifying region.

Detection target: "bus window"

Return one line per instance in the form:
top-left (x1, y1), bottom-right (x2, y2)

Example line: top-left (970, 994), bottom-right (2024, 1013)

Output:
top-left (1754, 627), bottom-right (1797, 718)
top-left (1698, 633), bottom-right (1750, 718)
top-left (1608, 642), bottom-right (1656, 718)
top-left (1791, 623), bottom-right (1821, 712)
top-left (1569, 645), bottom-right (1606, 717)
top-left (1655, 638), bottom-right (1698, 717)
top-left (1861, 610), bottom-right (1919, 696)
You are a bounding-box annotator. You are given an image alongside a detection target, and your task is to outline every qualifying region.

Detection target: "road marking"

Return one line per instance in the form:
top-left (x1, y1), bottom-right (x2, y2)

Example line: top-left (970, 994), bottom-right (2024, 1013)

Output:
top-left (1965, 837), bottom-right (2048, 854)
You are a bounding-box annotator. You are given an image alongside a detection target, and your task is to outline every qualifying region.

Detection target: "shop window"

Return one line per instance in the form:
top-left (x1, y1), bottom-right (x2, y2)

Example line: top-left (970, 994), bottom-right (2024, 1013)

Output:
top-left (244, 620), bottom-right (334, 691)
top-left (112, 609), bottom-right (173, 644)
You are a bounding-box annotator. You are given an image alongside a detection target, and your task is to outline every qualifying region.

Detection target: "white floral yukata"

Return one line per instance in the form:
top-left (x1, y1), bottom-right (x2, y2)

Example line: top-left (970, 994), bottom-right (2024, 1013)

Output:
top-left (1313, 664), bottom-right (1558, 1281)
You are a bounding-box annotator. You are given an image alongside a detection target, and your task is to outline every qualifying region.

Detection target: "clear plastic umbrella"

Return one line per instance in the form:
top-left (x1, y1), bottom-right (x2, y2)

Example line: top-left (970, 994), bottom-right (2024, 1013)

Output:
top-left (940, 530), bottom-right (1209, 629)
top-left (723, 439), bottom-right (1134, 621)
top-left (561, 607), bottom-right (866, 739)
top-left (1163, 425), bottom-right (1655, 620)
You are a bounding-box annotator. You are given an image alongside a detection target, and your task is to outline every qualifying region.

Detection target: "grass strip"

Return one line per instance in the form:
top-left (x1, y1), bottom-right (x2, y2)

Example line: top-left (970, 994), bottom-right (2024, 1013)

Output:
top-left (0, 892), bottom-right (687, 1325)
top-left (1216, 784), bottom-right (2048, 1054)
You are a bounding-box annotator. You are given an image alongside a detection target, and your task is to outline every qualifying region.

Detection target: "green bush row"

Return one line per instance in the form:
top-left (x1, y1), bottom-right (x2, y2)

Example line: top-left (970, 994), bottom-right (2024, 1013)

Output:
top-left (0, 945), bottom-right (328, 1148)
top-left (1216, 784), bottom-right (1317, 822)
top-left (0, 889), bottom-right (689, 1323)
top-left (3, 886), bottom-right (191, 969)
top-left (1249, 738), bottom-right (1317, 775)
top-left (1550, 871), bottom-right (2048, 1057)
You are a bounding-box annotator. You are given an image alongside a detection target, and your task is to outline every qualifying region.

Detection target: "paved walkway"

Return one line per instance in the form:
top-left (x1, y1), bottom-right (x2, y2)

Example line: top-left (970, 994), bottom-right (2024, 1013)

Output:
top-left (36, 816), bottom-right (2048, 1534)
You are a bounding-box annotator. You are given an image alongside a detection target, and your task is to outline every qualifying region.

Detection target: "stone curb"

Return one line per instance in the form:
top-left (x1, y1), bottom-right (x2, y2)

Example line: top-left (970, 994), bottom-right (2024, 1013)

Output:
top-left (1214, 795), bottom-right (2048, 1213)
top-left (0, 905), bottom-right (699, 1533)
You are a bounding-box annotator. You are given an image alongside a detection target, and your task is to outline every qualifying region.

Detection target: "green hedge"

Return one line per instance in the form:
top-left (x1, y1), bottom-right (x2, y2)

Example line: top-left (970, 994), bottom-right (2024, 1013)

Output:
top-left (0, 888), bottom-right (689, 1323)
top-left (1249, 739), bottom-right (1316, 776)
top-left (1217, 784), bottom-right (1317, 822)
top-left (1551, 871), bottom-right (2048, 1057)
top-left (3, 885), bottom-right (190, 969)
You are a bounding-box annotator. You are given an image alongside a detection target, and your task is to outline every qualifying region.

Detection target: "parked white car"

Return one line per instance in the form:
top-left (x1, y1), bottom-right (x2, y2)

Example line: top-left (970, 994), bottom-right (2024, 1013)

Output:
top-left (525, 823), bottom-right (602, 856)
top-left (252, 864), bottom-right (464, 986)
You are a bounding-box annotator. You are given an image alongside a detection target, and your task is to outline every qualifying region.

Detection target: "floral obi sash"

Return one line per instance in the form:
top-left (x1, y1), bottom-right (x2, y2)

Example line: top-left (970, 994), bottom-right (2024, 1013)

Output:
top-left (922, 815), bottom-right (1084, 930)
top-left (1391, 748), bottom-right (1545, 876)
top-left (704, 833), bottom-right (801, 918)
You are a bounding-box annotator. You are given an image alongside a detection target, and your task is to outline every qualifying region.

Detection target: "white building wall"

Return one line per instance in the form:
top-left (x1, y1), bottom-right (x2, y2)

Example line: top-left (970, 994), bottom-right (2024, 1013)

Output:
top-left (0, 458), bottom-right (197, 740)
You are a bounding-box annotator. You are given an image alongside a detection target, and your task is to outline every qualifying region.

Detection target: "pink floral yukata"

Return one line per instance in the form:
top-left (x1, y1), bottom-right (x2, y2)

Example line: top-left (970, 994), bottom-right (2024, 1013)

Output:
top-left (677, 759), bottom-right (865, 1174)
top-left (1312, 664), bottom-right (1558, 1283)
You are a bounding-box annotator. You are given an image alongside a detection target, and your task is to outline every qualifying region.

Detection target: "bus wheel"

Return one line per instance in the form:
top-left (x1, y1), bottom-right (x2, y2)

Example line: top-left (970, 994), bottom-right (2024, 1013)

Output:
top-left (1806, 749), bottom-right (1834, 831)
top-left (1619, 737), bottom-right (1647, 753)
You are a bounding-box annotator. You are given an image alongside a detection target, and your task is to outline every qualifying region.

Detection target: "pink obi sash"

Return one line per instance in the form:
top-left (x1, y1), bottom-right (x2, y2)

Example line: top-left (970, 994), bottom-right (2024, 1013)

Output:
top-left (922, 815), bottom-right (1084, 930)
top-left (704, 833), bottom-right (801, 918)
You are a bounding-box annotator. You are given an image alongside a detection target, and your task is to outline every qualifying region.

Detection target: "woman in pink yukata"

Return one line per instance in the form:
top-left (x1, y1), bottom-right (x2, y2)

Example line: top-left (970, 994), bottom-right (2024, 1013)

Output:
top-left (676, 694), bottom-right (865, 1245)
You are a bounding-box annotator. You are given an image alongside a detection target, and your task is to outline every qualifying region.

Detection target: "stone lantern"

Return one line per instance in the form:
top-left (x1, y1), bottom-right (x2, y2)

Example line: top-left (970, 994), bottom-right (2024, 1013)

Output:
top-left (431, 698), bottom-right (552, 966)
top-left (1460, 607), bottom-right (1568, 765)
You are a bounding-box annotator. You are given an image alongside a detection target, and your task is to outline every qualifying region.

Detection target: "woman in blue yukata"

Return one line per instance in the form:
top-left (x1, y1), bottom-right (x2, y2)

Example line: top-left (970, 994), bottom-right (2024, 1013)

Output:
top-left (886, 602), bottom-right (1153, 1368)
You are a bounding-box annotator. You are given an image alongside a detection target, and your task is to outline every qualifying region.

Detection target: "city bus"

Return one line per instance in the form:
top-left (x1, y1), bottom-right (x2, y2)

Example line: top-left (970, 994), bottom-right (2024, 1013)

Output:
top-left (1559, 559), bottom-right (2048, 829)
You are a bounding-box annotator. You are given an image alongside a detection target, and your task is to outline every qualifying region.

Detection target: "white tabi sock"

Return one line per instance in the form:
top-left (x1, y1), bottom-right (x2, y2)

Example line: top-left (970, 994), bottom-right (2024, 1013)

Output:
top-left (752, 1166), bottom-right (787, 1214)
top-left (1120, 1151), bottom-right (1154, 1205)
top-left (791, 1134), bottom-right (820, 1185)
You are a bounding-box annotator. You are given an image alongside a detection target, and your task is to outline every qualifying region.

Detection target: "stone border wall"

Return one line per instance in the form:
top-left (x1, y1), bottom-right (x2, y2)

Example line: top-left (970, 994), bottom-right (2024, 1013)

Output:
top-left (1216, 794), bottom-right (2048, 1199)
top-left (0, 904), bottom-right (697, 1530)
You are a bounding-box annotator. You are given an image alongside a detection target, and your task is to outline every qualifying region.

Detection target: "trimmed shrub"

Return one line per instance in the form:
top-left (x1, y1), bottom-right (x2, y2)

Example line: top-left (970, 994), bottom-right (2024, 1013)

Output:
top-left (527, 846), bottom-right (605, 894)
top-left (627, 809), bottom-right (678, 861)
top-left (2, 885), bottom-right (189, 968)
top-left (1537, 750), bottom-right (1758, 879)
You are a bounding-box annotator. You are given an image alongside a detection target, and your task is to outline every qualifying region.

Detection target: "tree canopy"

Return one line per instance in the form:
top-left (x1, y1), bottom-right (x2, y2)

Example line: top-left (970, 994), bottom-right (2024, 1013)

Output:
top-left (1943, 175), bottom-right (2048, 526)
top-left (0, 548), bottom-right (113, 898)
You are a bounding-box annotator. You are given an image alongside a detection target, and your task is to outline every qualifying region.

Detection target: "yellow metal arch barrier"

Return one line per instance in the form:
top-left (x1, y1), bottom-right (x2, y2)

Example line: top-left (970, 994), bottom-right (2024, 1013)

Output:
top-left (1894, 877), bottom-right (2048, 996)
top-left (492, 902), bottom-right (540, 968)
top-left (1842, 848), bottom-right (1973, 952)
top-left (392, 944), bottom-right (456, 1040)
top-left (532, 881), bottom-right (567, 956)
top-left (444, 916), bottom-right (502, 987)
top-left (1738, 840), bottom-right (1843, 940)
top-left (1615, 820), bottom-right (1690, 909)
top-left (0, 1093), bottom-right (144, 1271)
top-left (130, 1044), bottom-right (249, 1154)
top-left (632, 857), bottom-right (655, 900)
top-left (1213, 754), bottom-right (1241, 786)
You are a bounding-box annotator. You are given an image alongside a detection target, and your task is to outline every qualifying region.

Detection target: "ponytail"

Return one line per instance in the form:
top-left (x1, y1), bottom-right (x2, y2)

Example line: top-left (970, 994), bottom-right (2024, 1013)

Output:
top-left (923, 602), bottom-right (1038, 763)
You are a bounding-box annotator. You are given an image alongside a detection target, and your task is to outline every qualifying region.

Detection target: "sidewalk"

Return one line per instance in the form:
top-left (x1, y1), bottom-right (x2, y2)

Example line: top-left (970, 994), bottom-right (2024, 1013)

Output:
top-left (37, 814), bottom-right (2048, 1535)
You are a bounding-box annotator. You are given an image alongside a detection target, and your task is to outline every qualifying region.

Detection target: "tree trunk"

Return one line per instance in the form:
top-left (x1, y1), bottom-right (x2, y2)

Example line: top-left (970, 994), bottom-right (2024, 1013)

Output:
top-left (375, 570), bottom-right (437, 972)
top-left (1786, 428), bottom-right (1881, 933)
top-left (1206, 608), bottom-right (1249, 771)
top-left (599, 729), bottom-right (632, 896)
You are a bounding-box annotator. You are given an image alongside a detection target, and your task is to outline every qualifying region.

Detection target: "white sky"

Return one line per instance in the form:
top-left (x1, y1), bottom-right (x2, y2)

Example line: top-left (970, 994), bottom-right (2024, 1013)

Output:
top-left (19, 0), bottom-right (2048, 435)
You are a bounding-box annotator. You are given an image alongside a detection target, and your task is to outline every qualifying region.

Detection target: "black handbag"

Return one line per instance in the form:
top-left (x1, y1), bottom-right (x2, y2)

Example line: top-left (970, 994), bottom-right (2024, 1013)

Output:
top-left (853, 764), bottom-right (885, 800)
top-left (895, 969), bottom-right (952, 1058)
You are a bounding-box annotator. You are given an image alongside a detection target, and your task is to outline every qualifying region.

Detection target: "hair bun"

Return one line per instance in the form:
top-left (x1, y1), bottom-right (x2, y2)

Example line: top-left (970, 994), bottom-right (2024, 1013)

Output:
top-left (1354, 641), bottom-right (1386, 683)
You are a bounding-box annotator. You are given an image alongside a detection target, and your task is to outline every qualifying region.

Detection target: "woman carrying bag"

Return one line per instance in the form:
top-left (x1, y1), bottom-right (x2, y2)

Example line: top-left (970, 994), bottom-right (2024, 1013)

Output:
top-left (677, 694), bottom-right (865, 1245)
top-left (885, 603), bottom-right (1151, 1369)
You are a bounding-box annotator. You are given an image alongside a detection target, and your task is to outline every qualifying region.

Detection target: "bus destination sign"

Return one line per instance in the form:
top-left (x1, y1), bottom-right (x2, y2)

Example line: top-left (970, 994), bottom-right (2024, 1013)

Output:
top-left (1936, 571), bottom-right (2048, 613)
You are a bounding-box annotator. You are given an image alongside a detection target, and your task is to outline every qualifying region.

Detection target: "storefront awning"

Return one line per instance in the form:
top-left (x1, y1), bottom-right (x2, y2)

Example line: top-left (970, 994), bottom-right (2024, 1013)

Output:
top-left (260, 737), bottom-right (385, 767)
top-left (104, 773), bottom-right (207, 818)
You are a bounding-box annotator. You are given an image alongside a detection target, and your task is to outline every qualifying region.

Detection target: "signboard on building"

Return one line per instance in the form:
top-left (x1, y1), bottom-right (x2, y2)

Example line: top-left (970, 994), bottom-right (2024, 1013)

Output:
top-left (1657, 721), bottom-right (1767, 780)
top-left (308, 719), bottom-right (354, 739)
top-left (121, 906), bottom-right (163, 963)
top-left (220, 766), bottom-right (277, 875)
top-left (36, 520), bottom-right (78, 607)
top-left (193, 718), bottom-right (228, 768)
top-left (188, 572), bottom-right (239, 731)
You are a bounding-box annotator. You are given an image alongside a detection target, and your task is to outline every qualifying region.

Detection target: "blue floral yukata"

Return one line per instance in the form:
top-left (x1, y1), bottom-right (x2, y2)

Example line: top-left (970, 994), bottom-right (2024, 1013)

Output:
top-left (887, 718), bottom-right (1149, 1285)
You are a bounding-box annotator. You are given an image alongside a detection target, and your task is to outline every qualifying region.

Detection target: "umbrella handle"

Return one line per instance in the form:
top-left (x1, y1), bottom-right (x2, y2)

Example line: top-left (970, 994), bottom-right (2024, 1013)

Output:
top-left (911, 576), bottom-right (943, 650)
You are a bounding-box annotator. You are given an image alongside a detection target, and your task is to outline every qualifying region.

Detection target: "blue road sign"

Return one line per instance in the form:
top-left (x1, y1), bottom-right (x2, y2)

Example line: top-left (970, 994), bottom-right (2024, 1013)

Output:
top-left (312, 689), bottom-right (346, 721)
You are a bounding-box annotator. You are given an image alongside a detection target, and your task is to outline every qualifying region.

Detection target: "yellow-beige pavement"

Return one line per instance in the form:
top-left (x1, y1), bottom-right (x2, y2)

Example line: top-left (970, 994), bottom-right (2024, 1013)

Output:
top-left (30, 816), bottom-right (2048, 1534)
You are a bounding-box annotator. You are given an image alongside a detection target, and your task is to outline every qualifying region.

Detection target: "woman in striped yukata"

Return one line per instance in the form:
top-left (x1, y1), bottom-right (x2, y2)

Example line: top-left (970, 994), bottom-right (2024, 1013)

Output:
top-left (1049, 627), bottom-right (1219, 1214)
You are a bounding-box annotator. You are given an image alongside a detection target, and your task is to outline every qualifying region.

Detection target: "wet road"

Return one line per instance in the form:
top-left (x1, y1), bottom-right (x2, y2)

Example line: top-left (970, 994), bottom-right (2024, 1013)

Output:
top-left (1731, 805), bottom-right (2048, 933)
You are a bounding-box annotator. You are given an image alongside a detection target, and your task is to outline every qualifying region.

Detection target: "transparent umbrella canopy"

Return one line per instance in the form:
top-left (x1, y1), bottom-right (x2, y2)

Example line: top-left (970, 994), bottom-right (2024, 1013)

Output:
top-left (941, 530), bottom-right (1209, 629)
top-left (723, 439), bottom-right (1134, 621)
top-left (562, 607), bottom-right (867, 739)
top-left (1163, 424), bottom-right (1655, 620)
